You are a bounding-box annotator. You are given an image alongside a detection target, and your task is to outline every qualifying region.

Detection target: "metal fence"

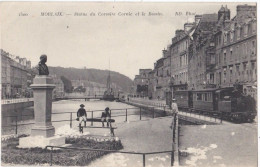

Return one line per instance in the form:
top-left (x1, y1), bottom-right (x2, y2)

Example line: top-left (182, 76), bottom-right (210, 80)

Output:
top-left (1, 98), bottom-right (33, 104)
top-left (129, 98), bottom-right (167, 110)
top-left (2, 107), bottom-right (169, 135)
top-left (45, 145), bottom-right (174, 167)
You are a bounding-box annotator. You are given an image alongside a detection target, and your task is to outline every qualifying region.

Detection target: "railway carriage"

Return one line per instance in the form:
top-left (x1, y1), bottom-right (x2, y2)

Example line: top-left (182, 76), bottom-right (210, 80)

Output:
top-left (191, 89), bottom-right (218, 114)
top-left (172, 86), bottom-right (256, 123)
top-left (173, 90), bottom-right (192, 110)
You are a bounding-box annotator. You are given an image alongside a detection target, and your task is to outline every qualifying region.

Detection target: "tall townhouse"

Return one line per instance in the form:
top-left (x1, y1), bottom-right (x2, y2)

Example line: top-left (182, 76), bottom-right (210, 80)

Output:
top-left (215, 4), bottom-right (257, 99)
top-left (170, 23), bottom-right (195, 92)
top-left (133, 69), bottom-right (152, 97)
top-left (189, 13), bottom-right (219, 90)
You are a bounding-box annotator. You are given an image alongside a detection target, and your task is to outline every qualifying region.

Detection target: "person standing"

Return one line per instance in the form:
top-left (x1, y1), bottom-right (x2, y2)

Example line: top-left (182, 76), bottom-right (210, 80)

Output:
top-left (171, 99), bottom-right (179, 114)
top-left (77, 104), bottom-right (87, 131)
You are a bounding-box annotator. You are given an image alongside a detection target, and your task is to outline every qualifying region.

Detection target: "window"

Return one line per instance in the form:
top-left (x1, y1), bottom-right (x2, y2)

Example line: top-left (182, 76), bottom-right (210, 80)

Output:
top-left (224, 33), bottom-right (227, 44)
top-left (230, 48), bottom-right (233, 61)
top-left (204, 93), bottom-right (208, 101)
top-left (223, 72), bottom-right (226, 83)
top-left (208, 93), bottom-right (212, 101)
top-left (230, 69), bottom-right (233, 82)
top-left (243, 63), bottom-right (247, 71)
top-left (237, 28), bottom-right (240, 40)
top-left (230, 31), bottom-right (234, 42)
top-left (240, 27), bottom-right (243, 38)
top-left (236, 65), bottom-right (240, 76)
top-left (197, 93), bottom-right (202, 101)
top-left (244, 24), bottom-right (248, 37)
top-left (252, 21), bottom-right (256, 33)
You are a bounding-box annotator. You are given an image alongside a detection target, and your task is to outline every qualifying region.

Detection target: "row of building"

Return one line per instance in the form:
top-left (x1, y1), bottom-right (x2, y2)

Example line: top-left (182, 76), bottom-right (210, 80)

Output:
top-left (133, 4), bottom-right (257, 100)
top-left (1, 49), bottom-right (65, 99)
top-left (1, 49), bottom-right (34, 98)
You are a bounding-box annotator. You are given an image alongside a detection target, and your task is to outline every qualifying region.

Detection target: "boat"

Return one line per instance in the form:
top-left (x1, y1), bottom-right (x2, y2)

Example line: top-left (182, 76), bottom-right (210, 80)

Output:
top-left (103, 60), bottom-right (115, 101)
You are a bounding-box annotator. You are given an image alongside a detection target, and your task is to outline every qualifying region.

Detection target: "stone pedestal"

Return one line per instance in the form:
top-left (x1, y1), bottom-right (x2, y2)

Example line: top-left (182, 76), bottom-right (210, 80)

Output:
top-left (19, 75), bottom-right (65, 148)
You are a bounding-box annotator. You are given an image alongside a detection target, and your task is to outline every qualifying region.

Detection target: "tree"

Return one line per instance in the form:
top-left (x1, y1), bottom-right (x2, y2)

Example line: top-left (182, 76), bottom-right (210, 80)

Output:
top-left (60, 76), bottom-right (73, 93)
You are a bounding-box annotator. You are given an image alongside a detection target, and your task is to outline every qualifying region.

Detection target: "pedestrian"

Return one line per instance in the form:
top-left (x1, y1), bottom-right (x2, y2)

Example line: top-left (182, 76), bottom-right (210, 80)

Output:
top-left (170, 99), bottom-right (178, 130)
top-left (171, 99), bottom-right (179, 114)
top-left (101, 107), bottom-right (111, 127)
top-left (77, 104), bottom-right (87, 132)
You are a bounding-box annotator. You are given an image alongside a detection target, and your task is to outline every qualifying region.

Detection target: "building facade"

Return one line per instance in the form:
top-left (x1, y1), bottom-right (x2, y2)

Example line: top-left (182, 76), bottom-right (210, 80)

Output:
top-left (1, 49), bottom-right (33, 98)
top-left (215, 5), bottom-right (257, 99)
top-left (133, 69), bottom-right (152, 97)
top-left (170, 23), bottom-right (195, 91)
top-left (189, 13), bottom-right (219, 90)
top-left (51, 75), bottom-right (65, 98)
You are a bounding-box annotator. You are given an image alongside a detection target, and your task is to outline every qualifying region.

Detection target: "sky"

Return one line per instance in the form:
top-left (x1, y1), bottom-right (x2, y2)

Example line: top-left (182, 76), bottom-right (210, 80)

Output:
top-left (0, 2), bottom-right (256, 79)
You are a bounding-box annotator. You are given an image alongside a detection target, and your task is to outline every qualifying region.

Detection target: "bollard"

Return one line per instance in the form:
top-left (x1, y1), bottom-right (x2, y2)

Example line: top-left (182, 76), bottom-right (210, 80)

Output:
top-left (143, 154), bottom-right (146, 167)
top-left (171, 150), bottom-right (174, 166)
top-left (70, 112), bottom-right (72, 128)
top-left (15, 116), bottom-right (18, 135)
top-left (50, 147), bottom-right (53, 166)
top-left (91, 111), bottom-right (93, 126)
top-left (153, 108), bottom-right (155, 118)
top-left (125, 109), bottom-right (128, 122)
top-left (140, 108), bottom-right (142, 120)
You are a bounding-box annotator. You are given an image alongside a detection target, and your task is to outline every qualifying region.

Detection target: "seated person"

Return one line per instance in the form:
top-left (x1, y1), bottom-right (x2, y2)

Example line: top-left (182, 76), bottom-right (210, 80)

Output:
top-left (101, 107), bottom-right (111, 127)
top-left (77, 104), bottom-right (87, 131)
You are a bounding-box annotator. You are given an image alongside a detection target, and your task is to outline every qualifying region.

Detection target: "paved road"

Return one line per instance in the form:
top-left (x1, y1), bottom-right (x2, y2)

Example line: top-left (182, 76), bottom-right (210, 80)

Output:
top-left (89, 116), bottom-right (175, 167)
top-left (179, 123), bottom-right (257, 167)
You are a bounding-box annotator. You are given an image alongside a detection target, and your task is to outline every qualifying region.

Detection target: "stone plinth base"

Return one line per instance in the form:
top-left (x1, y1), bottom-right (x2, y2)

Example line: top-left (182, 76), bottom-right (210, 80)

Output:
top-left (18, 135), bottom-right (65, 148)
top-left (31, 125), bottom-right (55, 138)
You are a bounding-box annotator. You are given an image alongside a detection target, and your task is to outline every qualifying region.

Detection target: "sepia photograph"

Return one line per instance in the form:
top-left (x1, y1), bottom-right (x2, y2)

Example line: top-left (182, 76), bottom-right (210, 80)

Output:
top-left (0, 1), bottom-right (258, 167)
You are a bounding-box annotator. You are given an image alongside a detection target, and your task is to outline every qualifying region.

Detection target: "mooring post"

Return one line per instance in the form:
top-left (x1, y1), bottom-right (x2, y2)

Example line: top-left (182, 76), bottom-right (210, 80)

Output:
top-left (91, 111), bottom-right (93, 126)
top-left (143, 154), bottom-right (146, 167)
top-left (70, 112), bottom-right (72, 128)
top-left (50, 147), bottom-right (53, 166)
top-left (126, 109), bottom-right (128, 122)
top-left (140, 107), bottom-right (142, 120)
top-left (15, 116), bottom-right (18, 135)
top-left (171, 150), bottom-right (174, 166)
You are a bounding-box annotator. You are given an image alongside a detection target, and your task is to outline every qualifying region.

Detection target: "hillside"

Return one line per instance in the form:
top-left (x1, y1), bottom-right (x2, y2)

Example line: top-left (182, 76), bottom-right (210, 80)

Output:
top-left (49, 66), bottom-right (133, 92)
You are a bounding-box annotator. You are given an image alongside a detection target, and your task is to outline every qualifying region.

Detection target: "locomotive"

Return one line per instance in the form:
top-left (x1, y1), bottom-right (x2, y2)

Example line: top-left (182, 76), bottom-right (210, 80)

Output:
top-left (172, 86), bottom-right (256, 123)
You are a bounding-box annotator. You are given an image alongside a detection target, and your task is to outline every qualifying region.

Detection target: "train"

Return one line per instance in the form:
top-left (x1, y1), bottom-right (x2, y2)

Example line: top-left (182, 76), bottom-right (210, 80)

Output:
top-left (171, 86), bottom-right (256, 123)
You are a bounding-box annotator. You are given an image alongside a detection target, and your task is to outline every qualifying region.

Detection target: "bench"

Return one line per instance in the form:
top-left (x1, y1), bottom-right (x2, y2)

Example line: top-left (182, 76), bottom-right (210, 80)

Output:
top-left (78, 118), bottom-right (116, 136)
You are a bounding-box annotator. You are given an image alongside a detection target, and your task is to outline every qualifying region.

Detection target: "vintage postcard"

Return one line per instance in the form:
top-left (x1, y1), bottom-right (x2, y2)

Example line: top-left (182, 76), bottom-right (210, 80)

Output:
top-left (0, 1), bottom-right (257, 167)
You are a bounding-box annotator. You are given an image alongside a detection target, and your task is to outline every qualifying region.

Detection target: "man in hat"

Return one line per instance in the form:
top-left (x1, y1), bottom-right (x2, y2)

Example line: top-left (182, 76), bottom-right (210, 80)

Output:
top-left (170, 99), bottom-right (178, 129)
top-left (171, 99), bottom-right (179, 114)
top-left (77, 104), bottom-right (87, 132)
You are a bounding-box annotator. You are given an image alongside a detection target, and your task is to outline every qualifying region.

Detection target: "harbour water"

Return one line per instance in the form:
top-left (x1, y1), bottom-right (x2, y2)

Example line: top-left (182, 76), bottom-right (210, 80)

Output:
top-left (2, 99), bottom-right (152, 135)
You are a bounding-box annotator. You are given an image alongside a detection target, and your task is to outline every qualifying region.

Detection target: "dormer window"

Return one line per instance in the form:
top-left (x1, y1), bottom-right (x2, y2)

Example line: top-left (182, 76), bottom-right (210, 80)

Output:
top-left (244, 24), bottom-right (248, 37)
top-left (230, 31), bottom-right (234, 42)
top-left (237, 27), bottom-right (240, 40)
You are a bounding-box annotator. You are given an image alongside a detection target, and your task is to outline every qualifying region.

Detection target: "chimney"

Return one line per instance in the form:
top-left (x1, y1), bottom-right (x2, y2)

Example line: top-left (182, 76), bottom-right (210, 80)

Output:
top-left (175, 29), bottom-right (184, 36)
top-left (162, 49), bottom-right (167, 58)
top-left (195, 15), bottom-right (202, 25)
top-left (184, 23), bottom-right (194, 32)
top-left (237, 5), bottom-right (256, 18)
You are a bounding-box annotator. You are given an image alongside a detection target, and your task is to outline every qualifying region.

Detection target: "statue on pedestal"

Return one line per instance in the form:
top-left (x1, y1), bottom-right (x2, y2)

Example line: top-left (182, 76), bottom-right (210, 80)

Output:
top-left (37, 54), bottom-right (49, 75)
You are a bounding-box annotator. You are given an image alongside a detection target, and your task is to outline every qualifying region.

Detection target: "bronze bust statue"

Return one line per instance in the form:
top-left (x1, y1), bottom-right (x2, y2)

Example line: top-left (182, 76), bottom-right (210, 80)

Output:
top-left (37, 55), bottom-right (49, 75)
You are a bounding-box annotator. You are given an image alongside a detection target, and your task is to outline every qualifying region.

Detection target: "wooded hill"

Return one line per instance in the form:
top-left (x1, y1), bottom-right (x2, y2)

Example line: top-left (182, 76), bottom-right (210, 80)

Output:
top-left (49, 66), bottom-right (133, 92)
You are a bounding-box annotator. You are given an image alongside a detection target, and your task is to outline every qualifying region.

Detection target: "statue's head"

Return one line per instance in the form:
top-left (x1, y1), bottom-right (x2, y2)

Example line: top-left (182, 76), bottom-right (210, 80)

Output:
top-left (40, 55), bottom-right (47, 64)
